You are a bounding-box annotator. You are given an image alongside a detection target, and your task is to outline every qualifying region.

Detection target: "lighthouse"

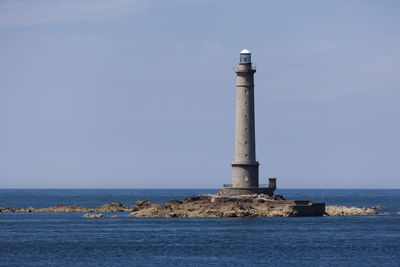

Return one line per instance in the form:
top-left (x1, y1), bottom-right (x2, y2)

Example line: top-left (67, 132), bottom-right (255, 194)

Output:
top-left (218, 49), bottom-right (275, 197)
top-left (232, 49), bottom-right (259, 188)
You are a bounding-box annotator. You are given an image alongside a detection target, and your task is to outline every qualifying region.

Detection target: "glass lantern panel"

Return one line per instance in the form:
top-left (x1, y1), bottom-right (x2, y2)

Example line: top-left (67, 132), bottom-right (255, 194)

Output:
top-left (240, 54), bottom-right (251, 63)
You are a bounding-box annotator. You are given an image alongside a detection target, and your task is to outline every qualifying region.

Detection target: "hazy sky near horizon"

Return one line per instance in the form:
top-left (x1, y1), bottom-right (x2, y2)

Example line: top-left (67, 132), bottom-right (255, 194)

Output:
top-left (1, 0), bottom-right (399, 188)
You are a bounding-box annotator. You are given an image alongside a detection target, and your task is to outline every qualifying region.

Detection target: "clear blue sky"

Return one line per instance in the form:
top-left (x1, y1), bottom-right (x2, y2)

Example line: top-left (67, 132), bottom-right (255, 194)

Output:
top-left (0, 0), bottom-right (399, 188)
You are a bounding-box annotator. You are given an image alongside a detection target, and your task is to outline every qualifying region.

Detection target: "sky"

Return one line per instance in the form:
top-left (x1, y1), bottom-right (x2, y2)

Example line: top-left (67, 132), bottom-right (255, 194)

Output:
top-left (0, 0), bottom-right (399, 189)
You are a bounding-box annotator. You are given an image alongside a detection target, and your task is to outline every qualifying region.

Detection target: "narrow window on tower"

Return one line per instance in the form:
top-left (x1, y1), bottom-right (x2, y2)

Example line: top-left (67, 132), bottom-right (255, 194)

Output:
top-left (245, 128), bottom-right (248, 132)
top-left (245, 114), bottom-right (248, 118)
top-left (245, 89), bottom-right (248, 94)
top-left (245, 154), bottom-right (248, 158)
top-left (245, 141), bottom-right (248, 144)
top-left (245, 102), bottom-right (248, 106)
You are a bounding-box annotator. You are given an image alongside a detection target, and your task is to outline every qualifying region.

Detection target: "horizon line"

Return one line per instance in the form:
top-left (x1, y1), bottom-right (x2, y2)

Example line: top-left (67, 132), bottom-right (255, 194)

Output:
top-left (0, 187), bottom-right (399, 190)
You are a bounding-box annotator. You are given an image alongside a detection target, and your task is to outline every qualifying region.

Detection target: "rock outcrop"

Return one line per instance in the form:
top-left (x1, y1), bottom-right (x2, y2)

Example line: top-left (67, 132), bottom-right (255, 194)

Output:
top-left (94, 201), bottom-right (131, 212)
top-left (0, 202), bottom-right (132, 213)
top-left (32, 205), bottom-right (92, 213)
top-left (374, 205), bottom-right (384, 209)
top-left (129, 195), bottom-right (324, 218)
top-left (325, 205), bottom-right (377, 216)
top-left (82, 213), bottom-right (103, 218)
top-left (1, 197), bottom-right (384, 217)
top-left (0, 207), bottom-right (14, 212)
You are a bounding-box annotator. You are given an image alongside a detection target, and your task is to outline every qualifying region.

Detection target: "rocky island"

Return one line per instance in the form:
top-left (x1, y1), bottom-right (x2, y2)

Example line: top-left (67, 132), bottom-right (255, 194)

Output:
top-left (129, 195), bottom-right (324, 217)
top-left (0, 201), bottom-right (132, 213)
top-left (0, 194), bottom-right (380, 217)
top-left (128, 194), bottom-right (380, 217)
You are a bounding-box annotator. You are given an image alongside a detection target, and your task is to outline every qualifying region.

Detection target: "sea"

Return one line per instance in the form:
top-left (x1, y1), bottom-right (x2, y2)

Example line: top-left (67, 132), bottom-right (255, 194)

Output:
top-left (0, 189), bottom-right (399, 266)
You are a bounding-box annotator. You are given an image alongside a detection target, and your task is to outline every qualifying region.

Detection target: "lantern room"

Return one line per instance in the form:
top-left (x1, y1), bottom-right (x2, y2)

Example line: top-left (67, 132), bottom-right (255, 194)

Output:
top-left (240, 49), bottom-right (251, 63)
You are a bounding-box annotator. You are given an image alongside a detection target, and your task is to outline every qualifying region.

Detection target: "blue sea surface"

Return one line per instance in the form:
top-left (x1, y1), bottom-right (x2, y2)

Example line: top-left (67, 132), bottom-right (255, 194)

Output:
top-left (0, 189), bottom-right (399, 266)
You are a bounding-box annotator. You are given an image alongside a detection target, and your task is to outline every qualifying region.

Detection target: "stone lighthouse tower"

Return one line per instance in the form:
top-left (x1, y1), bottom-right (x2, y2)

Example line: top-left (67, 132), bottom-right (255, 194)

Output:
top-left (232, 49), bottom-right (259, 188)
top-left (218, 49), bottom-right (275, 197)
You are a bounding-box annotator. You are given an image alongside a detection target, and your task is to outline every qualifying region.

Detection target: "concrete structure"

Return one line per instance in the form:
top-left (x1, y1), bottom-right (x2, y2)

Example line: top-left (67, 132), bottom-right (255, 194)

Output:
top-left (218, 49), bottom-right (274, 197)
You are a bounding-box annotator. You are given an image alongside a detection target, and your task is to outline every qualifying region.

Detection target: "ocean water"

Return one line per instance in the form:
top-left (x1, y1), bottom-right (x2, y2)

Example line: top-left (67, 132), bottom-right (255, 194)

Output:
top-left (0, 189), bottom-right (399, 266)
